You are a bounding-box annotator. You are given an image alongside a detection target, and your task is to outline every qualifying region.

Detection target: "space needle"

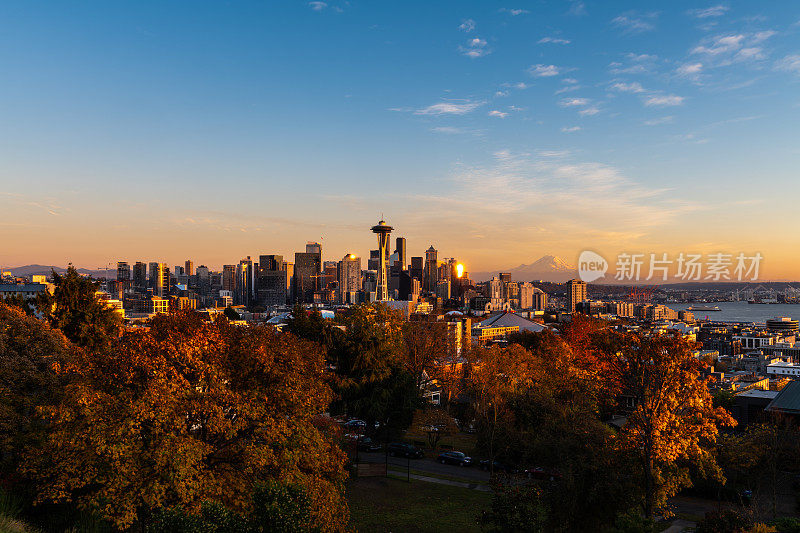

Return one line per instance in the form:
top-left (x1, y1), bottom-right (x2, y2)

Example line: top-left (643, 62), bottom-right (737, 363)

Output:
top-left (371, 218), bottom-right (393, 301)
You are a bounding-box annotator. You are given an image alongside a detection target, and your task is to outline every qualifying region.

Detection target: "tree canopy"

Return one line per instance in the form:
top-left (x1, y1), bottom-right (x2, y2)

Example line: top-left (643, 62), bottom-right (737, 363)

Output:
top-left (23, 311), bottom-right (348, 530)
top-left (35, 266), bottom-right (122, 351)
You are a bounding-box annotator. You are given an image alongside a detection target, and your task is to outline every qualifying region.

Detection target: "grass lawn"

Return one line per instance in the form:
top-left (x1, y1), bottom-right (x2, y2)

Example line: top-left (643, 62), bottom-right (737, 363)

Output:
top-left (347, 476), bottom-right (491, 532)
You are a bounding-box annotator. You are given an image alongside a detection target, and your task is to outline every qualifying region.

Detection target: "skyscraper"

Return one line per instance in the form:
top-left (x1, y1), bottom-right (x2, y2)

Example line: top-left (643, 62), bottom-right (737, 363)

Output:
top-left (117, 261), bottom-right (130, 282)
top-left (222, 265), bottom-right (237, 292)
top-left (148, 262), bottom-right (169, 297)
top-left (236, 257), bottom-right (254, 306)
top-left (133, 261), bottom-right (147, 291)
top-left (338, 253), bottom-right (361, 304)
top-left (395, 237), bottom-right (407, 269)
top-left (294, 250), bottom-right (321, 303)
top-left (195, 265), bottom-right (210, 292)
top-left (410, 256), bottom-right (424, 285)
top-left (256, 255), bottom-right (287, 308)
top-left (567, 279), bottom-right (587, 313)
top-left (184, 260), bottom-right (194, 276)
top-left (371, 219), bottom-right (393, 301)
top-left (424, 246), bottom-right (438, 293)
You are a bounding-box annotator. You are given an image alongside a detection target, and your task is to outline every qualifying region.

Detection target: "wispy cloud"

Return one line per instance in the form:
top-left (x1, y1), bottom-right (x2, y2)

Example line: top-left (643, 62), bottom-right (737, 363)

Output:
top-left (308, 1), bottom-right (327, 11)
top-left (559, 97), bottom-right (589, 107)
top-left (528, 64), bottom-right (560, 77)
top-left (488, 110), bottom-right (509, 118)
top-left (676, 62), bottom-right (704, 76)
top-left (644, 116), bottom-right (674, 125)
top-left (538, 36), bottom-right (571, 44)
top-left (645, 94), bottom-right (685, 106)
top-left (413, 101), bottom-right (484, 115)
top-left (407, 151), bottom-right (695, 256)
top-left (500, 8), bottom-right (529, 16)
top-left (568, 1), bottom-right (587, 16)
top-left (459, 19), bottom-right (476, 32)
top-left (690, 31), bottom-right (775, 67)
top-left (610, 81), bottom-right (646, 93)
top-left (432, 126), bottom-right (467, 134)
top-left (561, 126), bottom-right (582, 132)
top-left (776, 54), bottom-right (800, 74)
top-left (688, 5), bottom-right (728, 18)
top-left (612, 12), bottom-right (658, 34)
top-left (461, 37), bottom-right (490, 58)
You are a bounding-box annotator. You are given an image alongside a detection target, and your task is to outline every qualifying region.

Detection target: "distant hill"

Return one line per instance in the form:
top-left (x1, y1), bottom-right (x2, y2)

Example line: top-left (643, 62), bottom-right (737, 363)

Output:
top-left (3, 264), bottom-right (113, 279)
top-left (472, 255), bottom-right (579, 283)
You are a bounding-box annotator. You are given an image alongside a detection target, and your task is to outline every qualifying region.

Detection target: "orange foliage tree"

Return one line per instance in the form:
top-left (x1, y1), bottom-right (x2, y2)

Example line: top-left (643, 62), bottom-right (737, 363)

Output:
top-left (0, 303), bottom-right (76, 478)
top-left (611, 335), bottom-right (736, 518)
top-left (23, 312), bottom-right (348, 530)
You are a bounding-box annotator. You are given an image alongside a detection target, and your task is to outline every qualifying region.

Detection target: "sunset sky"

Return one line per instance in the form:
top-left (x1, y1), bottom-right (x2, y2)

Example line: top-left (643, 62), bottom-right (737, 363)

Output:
top-left (1, 1), bottom-right (799, 278)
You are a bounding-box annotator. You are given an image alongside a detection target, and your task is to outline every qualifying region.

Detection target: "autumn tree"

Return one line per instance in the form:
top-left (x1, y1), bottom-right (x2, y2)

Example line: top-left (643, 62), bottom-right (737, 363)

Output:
top-left (474, 330), bottom-right (637, 531)
top-left (612, 335), bottom-right (735, 518)
top-left (0, 303), bottom-right (76, 479)
top-left (467, 343), bottom-right (540, 471)
top-left (23, 311), bottom-right (348, 530)
top-left (35, 266), bottom-right (122, 351)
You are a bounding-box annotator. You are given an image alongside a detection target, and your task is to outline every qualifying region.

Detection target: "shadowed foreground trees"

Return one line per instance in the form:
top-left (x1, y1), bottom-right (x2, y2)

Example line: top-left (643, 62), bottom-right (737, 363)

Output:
top-left (35, 266), bottom-right (122, 351)
top-left (479, 326), bottom-right (734, 530)
top-left (21, 311), bottom-right (348, 531)
top-left (0, 304), bottom-right (76, 479)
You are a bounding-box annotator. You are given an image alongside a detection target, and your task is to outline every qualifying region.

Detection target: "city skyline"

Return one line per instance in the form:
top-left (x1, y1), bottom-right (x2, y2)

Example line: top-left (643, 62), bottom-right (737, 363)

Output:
top-left (1, 1), bottom-right (800, 277)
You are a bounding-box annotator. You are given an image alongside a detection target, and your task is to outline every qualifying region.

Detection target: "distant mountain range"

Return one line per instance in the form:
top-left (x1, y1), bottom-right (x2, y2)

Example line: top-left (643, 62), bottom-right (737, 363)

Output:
top-left (2, 264), bottom-right (113, 279)
top-left (472, 255), bottom-right (579, 283)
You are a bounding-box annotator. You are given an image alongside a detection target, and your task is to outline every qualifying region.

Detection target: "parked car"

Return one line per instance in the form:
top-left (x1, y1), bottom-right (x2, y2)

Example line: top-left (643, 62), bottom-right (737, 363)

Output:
top-left (387, 442), bottom-right (424, 459)
top-left (524, 467), bottom-right (561, 481)
top-left (344, 419), bottom-right (366, 432)
top-left (437, 451), bottom-right (473, 467)
top-left (479, 459), bottom-right (518, 473)
top-left (356, 437), bottom-right (382, 453)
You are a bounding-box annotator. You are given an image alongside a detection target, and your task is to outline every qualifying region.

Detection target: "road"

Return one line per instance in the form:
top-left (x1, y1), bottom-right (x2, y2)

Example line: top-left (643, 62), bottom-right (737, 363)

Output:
top-left (357, 451), bottom-right (491, 483)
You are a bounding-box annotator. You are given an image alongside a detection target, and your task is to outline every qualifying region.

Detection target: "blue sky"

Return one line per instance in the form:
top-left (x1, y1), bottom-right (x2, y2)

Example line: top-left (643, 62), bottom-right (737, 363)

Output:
top-left (1, 1), bottom-right (799, 277)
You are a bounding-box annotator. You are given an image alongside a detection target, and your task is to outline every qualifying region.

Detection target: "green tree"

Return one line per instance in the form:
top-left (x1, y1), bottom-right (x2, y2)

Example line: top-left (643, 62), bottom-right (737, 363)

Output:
top-left (329, 304), bottom-right (421, 438)
top-left (35, 266), bottom-right (121, 351)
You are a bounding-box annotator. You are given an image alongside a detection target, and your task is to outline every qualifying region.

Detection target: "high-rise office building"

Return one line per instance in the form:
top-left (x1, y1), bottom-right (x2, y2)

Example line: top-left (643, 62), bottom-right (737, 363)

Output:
top-left (567, 279), bottom-right (587, 313)
top-left (395, 237), bottom-right (407, 269)
top-left (371, 219), bottom-right (393, 301)
top-left (424, 246), bottom-right (438, 293)
top-left (294, 251), bottom-right (321, 303)
top-left (185, 260), bottom-right (194, 276)
top-left (133, 262), bottom-right (147, 291)
top-left (368, 249), bottom-right (380, 271)
top-left (236, 257), bottom-right (254, 306)
top-left (148, 262), bottom-right (170, 297)
top-left (256, 255), bottom-right (287, 308)
top-left (117, 261), bottom-right (130, 282)
top-left (410, 256), bottom-right (424, 285)
top-left (196, 265), bottom-right (210, 296)
top-left (306, 242), bottom-right (322, 255)
top-left (519, 282), bottom-right (547, 310)
top-left (338, 253), bottom-right (361, 304)
top-left (222, 265), bottom-right (236, 292)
